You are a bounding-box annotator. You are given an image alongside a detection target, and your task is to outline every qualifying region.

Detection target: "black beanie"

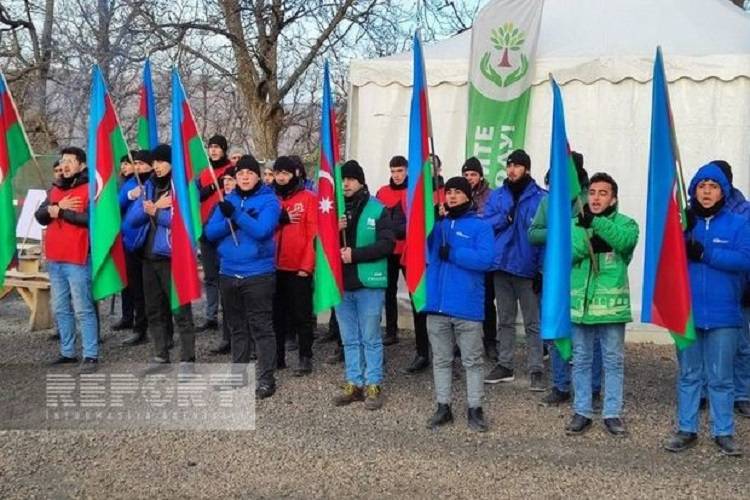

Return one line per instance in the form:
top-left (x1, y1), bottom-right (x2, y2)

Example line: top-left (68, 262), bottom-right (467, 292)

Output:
top-left (152, 144), bottom-right (172, 163)
top-left (712, 160), bottom-right (733, 186)
top-left (120, 150), bottom-right (137, 164)
top-left (235, 154), bottom-right (260, 176)
top-left (274, 156), bottom-right (298, 175)
top-left (444, 176), bottom-right (472, 200)
top-left (461, 157), bottom-right (483, 177)
top-left (507, 149), bottom-right (531, 169)
top-left (341, 160), bottom-right (365, 185)
top-left (208, 134), bottom-right (228, 152)
top-left (133, 150), bottom-right (154, 166)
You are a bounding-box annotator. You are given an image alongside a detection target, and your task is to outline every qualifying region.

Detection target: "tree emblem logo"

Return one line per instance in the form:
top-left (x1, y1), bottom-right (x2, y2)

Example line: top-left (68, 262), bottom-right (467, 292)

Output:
top-left (480, 22), bottom-right (529, 88)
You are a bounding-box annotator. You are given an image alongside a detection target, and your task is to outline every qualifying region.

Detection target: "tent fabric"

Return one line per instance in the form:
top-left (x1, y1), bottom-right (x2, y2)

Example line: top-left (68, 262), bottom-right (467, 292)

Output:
top-left (345, 0), bottom-right (750, 323)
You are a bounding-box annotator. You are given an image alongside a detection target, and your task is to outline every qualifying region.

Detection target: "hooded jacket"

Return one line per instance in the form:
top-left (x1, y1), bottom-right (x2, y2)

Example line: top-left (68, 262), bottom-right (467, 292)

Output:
top-left (275, 183), bottom-right (317, 274)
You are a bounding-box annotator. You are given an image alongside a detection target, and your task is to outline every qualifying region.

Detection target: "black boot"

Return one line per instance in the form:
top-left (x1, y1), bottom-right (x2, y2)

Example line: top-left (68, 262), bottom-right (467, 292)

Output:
top-left (121, 331), bottom-right (147, 346)
top-left (209, 340), bottom-right (231, 355)
top-left (467, 407), bottom-right (487, 432)
top-left (111, 318), bottom-right (133, 331)
top-left (404, 354), bottom-right (430, 374)
top-left (426, 403), bottom-right (453, 430)
top-left (714, 435), bottom-right (742, 456)
top-left (565, 413), bottom-right (592, 435)
top-left (293, 357), bottom-right (313, 377)
top-left (664, 431), bottom-right (698, 453)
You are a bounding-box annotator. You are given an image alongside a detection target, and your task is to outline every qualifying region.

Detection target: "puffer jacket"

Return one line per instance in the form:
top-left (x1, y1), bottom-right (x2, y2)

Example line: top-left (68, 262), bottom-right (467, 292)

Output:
top-left (122, 177), bottom-right (171, 257)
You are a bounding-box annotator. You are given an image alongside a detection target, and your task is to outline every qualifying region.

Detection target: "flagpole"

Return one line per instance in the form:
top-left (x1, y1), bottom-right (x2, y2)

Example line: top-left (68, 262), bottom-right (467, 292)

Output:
top-left (1, 72), bottom-right (46, 187)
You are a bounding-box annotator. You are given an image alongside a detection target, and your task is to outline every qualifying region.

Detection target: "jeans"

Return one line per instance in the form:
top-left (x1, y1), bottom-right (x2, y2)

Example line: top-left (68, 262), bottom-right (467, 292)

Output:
top-left (677, 327), bottom-right (739, 437)
top-left (733, 308), bottom-right (750, 402)
top-left (572, 323), bottom-right (625, 419)
top-left (200, 238), bottom-right (220, 322)
top-left (48, 261), bottom-right (99, 359)
top-left (427, 315), bottom-right (484, 408)
top-left (550, 338), bottom-right (602, 394)
top-left (221, 274), bottom-right (276, 388)
top-left (273, 271), bottom-right (314, 361)
top-left (494, 271), bottom-right (543, 373)
top-left (335, 288), bottom-right (385, 386)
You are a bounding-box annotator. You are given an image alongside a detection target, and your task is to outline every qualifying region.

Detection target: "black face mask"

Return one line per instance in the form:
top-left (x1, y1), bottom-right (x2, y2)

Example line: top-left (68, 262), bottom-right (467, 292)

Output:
top-left (504, 173), bottom-right (532, 200)
top-left (137, 171), bottom-right (153, 183)
top-left (274, 175), bottom-right (299, 197)
top-left (445, 200), bottom-right (473, 219)
top-left (210, 155), bottom-right (228, 169)
top-left (153, 172), bottom-right (172, 189)
top-left (692, 196), bottom-right (725, 218)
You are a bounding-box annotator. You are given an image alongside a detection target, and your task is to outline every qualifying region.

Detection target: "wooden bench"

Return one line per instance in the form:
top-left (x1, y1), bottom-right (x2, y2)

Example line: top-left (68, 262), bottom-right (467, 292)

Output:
top-left (1, 269), bottom-right (52, 331)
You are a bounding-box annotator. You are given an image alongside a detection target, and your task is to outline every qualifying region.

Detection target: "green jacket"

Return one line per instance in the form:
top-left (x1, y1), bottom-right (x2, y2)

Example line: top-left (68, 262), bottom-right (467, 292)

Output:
top-left (571, 208), bottom-right (639, 325)
top-left (528, 192), bottom-right (588, 246)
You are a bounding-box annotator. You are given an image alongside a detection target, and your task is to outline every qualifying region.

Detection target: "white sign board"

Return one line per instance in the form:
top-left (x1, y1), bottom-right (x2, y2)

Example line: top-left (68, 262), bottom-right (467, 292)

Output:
top-left (15, 189), bottom-right (47, 241)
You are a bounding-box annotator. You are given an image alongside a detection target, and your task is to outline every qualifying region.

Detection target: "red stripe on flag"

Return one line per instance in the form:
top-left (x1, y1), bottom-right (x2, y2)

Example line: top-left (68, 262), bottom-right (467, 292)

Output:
top-left (180, 101), bottom-right (198, 181)
top-left (170, 201), bottom-right (201, 305)
top-left (405, 175), bottom-right (427, 292)
top-left (111, 233), bottom-right (128, 284)
top-left (0, 91), bottom-right (18, 179)
top-left (138, 85), bottom-right (148, 119)
top-left (318, 155), bottom-right (343, 291)
top-left (96, 95), bottom-right (119, 188)
top-left (652, 195), bottom-right (692, 334)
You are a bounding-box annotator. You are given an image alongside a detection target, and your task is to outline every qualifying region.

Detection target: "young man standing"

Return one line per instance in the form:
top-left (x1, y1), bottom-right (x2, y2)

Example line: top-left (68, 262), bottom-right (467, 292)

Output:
top-left (332, 160), bottom-right (394, 410)
top-left (35, 147), bottom-right (99, 373)
top-left (124, 144), bottom-right (196, 374)
top-left (424, 177), bottom-right (494, 432)
top-left (664, 163), bottom-right (750, 456)
top-left (565, 173), bottom-right (638, 437)
top-left (272, 156), bottom-right (317, 376)
top-left (205, 155), bottom-right (281, 398)
top-left (483, 150), bottom-right (546, 391)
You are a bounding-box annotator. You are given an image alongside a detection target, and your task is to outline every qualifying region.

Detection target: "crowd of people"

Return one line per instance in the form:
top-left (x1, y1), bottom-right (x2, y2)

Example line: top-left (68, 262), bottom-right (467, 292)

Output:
top-left (32, 136), bottom-right (750, 456)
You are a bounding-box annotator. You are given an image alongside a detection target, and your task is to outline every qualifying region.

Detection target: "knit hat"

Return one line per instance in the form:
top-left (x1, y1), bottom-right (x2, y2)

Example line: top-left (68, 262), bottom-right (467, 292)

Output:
top-left (208, 134), bottom-right (228, 152)
top-left (507, 149), bottom-right (531, 169)
top-left (235, 154), bottom-right (260, 176)
top-left (341, 160), bottom-right (365, 184)
top-left (712, 160), bottom-right (733, 186)
top-left (120, 150), bottom-right (137, 164)
top-left (133, 150), bottom-right (153, 165)
top-left (274, 156), bottom-right (298, 175)
top-left (444, 176), bottom-right (472, 200)
top-left (152, 144), bottom-right (172, 163)
top-left (461, 157), bottom-right (483, 177)
top-left (221, 167), bottom-right (235, 179)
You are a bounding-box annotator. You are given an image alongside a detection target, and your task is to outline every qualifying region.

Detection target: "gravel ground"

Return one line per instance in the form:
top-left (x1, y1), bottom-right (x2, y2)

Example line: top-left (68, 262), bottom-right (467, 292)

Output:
top-left (0, 294), bottom-right (748, 499)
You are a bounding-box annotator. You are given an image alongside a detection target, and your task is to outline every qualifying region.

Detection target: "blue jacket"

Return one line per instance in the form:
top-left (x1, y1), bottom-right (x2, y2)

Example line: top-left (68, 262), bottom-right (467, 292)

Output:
top-left (122, 179), bottom-right (172, 257)
top-left (118, 176), bottom-right (139, 212)
top-left (482, 178), bottom-right (546, 277)
top-left (726, 186), bottom-right (750, 220)
top-left (205, 184), bottom-right (281, 278)
top-left (423, 209), bottom-right (495, 321)
top-left (687, 164), bottom-right (750, 329)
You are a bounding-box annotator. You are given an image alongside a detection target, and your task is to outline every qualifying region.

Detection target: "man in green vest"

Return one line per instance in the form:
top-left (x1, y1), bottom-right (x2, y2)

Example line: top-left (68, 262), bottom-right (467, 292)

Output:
top-left (332, 160), bottom-right (395, 410)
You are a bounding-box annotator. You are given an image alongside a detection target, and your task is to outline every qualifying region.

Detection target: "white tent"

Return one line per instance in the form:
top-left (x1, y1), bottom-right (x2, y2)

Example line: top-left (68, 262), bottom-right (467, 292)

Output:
top-left (347, 0), bottom-right (750, 324)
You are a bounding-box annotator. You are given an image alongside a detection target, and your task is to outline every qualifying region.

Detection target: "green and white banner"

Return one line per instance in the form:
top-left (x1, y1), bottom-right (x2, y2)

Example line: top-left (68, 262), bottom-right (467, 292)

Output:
top-left (465, 0), bottom-right (544, 187)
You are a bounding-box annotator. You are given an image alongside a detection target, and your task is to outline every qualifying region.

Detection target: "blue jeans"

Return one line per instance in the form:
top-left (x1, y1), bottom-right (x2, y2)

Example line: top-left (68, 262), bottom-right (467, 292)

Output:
top-left (48, 261), bottom-right (99, 359)
top-left (335, 288), bottom-right (385, 386)
top-left (677, 327), bottom-right (739, 437)
top-left (550, 338), bottom-right (602, 394)
top-left (572, 323), bottom-right (625, 419)
top-left (733, 308), bottom-right (750, 402)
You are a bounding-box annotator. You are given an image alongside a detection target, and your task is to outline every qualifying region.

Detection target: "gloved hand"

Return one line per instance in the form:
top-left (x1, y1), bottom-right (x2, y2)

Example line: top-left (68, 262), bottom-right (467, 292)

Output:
top-left (685, 239), bottom-right (704, 262)
top-left (279, 210), bottom-right (291, 225)
top-left (589, 235), bottom-right (613, 254)
top-left (439, 244), bottom-right (451, 261)
top-left (577, 205), bottom-right (594, 228)
top-left (532, 273), bottom-right (543, 295)
top-left (218, 200), bottom-right (235, 218)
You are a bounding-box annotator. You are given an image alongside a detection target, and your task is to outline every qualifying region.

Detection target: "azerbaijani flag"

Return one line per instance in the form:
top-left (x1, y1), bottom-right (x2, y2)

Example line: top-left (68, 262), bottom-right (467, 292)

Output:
top-left (169, 69), bottom-right (209, 310)
top-left (540, 78), bottom-right (578, 361)
top-left (313, 61), bottom-right (344, 314)
top-left (405, 32), bottom-right (435, 312)
top-left (87, 65), bottom-right (128, 300)
top-left (136, 59), bottom-right (158, 150)
top-left (0, 71), bottom-right (33, 287)
top-left (641, 47), bottom-right (695, 350)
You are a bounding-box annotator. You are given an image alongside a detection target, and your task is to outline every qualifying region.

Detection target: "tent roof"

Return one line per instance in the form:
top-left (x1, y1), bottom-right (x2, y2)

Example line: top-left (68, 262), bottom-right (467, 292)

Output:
top-left (350, 0), bottom-right (750, 86)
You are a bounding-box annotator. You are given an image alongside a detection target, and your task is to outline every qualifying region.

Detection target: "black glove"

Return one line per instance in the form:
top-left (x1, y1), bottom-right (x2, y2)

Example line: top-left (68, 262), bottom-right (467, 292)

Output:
top-left (199, 183), bottom-right (217, 201)
top-left (218, 200), bottom-right (235, 218)
top-left (439, 244), bottom-right (451, 261)
top-left (685, 239), bottom-right (704, 262)
top-left (279, 210), bottom-right (291, 225)
top-left (684, 207), bottom-right (697, 232)
top-left (532, 273), bottom-right (543, 295)
top-left (577, 205), bottom-right (594, 228)
top-left (589, 235), bottom-right (613, 254)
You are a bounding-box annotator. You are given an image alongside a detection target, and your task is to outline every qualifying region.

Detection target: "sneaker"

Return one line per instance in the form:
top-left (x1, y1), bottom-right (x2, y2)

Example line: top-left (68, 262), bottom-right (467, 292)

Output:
top-left (565, 413), bottom-right (592, 435)
top-left (540, 387), bottom-right (571, 407)
top-left (426, 403), bottom-right (454, 430)
top-left (529, 372), bottom-right (545, 392)
top-left (332, 383), bottom-right (364, 406)
top-left (79, 357), bottom-right (98, 374)
top-left (364, 385), bottom-right (384, 410)
top-left (382, 332), bottom-right (399, 346)
top-left (49, 355), bottom-right (79, 366)
top-left (255, 384), bottom-right (276, 400)
top-left (734, 400), bottom-right (750, 418)
top-left (484, 365), bottom-right (514, 384)
top-left (293, 357), bottom-right (313, 377)
top-left (714, 435), bottom-right (742, 457)
top-left (121, 331), bottom-right (147, 346)
top-left (467, 407), bottom-right (488, 432)
top-left (403, 355), bottom-right (430, 374)
top-left (325, 346), bottom-right (344, 365)
top-left (603, 417), bottom-right (627, 437)
top-left (664, 431), bottom-right (698, 453)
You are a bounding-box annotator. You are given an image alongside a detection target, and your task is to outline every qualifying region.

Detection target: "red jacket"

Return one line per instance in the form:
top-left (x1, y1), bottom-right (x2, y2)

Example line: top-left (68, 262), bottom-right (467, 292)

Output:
top-left (376, 183), bottom-right (407, 254)
top-left (198, 160), bottom-right (232, 224)
top-left (40, 178), bottom-right (90, 265)
top-left (275, 187), bottom-right (317, 274)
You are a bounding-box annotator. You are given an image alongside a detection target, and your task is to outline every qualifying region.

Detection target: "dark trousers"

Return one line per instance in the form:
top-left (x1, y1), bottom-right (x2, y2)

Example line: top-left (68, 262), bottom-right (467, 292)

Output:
top-left (142, 258), bottom-right (194, 361)
top-left (385, 255), bottom-right (429, 357)
top-left (330, 308), bottom-right (342, 346)
top-left (273, 271), bottom-right (314, 361)
top-left (199, 238), bottom-right (220, 322)
top-left (483, 272), bottom-right (497, 346)
top-left (221, 274), bottom-right (276, 387)
top-left (121, 250), bottom-right (147, 333)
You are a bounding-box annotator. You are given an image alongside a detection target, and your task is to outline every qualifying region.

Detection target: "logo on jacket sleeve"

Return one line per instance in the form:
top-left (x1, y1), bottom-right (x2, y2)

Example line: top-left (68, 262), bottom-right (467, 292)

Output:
top-left (367, 217), bottom-right (376, 228)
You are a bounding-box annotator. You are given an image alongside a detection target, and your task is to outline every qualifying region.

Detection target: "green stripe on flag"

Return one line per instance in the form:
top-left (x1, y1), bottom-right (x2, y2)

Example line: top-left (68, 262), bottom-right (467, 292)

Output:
top-left (188, 136), bottom-right (209, 176)
top-left (313, 239), bottom-right (342, 313)
top-left (0, 181), bottom-right (15, 286)
top-left (136, 117), bottom-right (151, 150)
top-left (6, 122), bottom-right (32, 176)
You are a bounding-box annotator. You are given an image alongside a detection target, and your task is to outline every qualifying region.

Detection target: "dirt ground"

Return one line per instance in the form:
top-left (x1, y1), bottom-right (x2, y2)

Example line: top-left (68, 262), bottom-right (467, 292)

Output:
top-left (0, 294), bottom-right (748, 499)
